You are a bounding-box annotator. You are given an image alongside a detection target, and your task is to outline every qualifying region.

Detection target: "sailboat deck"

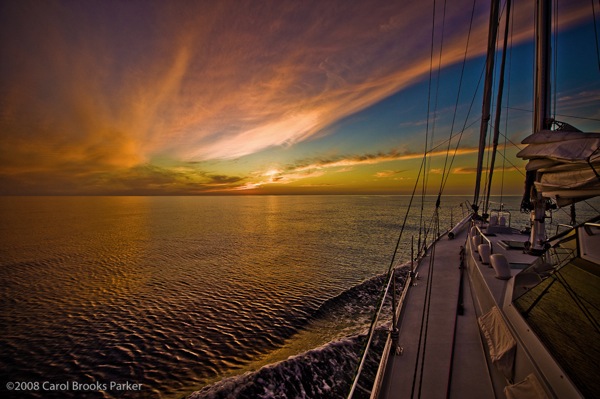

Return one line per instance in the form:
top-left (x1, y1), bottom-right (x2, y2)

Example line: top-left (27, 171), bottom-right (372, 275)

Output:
top-left (379, 229), bottom-right (495, 398)
top-left (473, 229), bottom-right (539, 307)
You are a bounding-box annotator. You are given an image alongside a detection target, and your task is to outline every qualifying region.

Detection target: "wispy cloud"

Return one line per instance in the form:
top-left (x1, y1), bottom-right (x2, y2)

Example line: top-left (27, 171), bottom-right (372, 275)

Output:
top-left (292, 147), bottom-right (480, 172)
top-left (0, 0), bottom-right (592, 194)
top-left (452, 165), bottom-right (520, 175)
top-left (375, 170), bottom-right (409, 179)
top-left (452, 167), bottom-right (478, 175)
top-left (233, 146), bottom-right (481, 191)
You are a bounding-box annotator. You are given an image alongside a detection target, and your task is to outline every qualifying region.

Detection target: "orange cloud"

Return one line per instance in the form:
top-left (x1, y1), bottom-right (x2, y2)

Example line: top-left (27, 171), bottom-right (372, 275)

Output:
top-left (0, 0), bottom-right (592, 194)
top-left (452, 165), bottom-right (521, 175)
top-left (233, 146), bottom-right (481, 191)
top-left (375, 170), bottom-right (402, 178)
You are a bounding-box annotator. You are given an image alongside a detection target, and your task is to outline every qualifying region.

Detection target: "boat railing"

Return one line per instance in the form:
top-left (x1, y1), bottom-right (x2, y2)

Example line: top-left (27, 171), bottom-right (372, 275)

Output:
top-left (473, 224), bottom-right (493, 254)
top-left (347, 260), bottom-right (419, 399)
top-left (348, 229), bottom-right (448, 398)
top-left (547, 216), bottom-right (600, 245)
top-left (367, 265), bottom-right (416, 399)
top-left (555, 223), bottom-right (573, 235)
top-left (348, 204), bottom-right (468, 398)
top-left (346, 264), bottom-right (397, 399)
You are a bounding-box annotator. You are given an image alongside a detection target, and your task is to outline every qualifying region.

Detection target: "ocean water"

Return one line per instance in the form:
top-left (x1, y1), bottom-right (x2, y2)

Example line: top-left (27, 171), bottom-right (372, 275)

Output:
top-left (0, 195), bottom-right (597, 399)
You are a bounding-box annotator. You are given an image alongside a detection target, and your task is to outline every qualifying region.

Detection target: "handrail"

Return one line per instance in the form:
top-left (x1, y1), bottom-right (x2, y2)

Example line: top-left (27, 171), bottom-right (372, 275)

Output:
top-left (349, 231), bottom-right (445, 398)
top-left (555, 223), bottom-right (573, 235)
top-left (368, 267), bottom-right (416, 399)
top-left (349, 208), bottom-right (466, 398)
top-left (346, 266), bottom-right (396, 398)
top-left (547, 215), bottom-right (600, 243)
top-left (473, 224), bottom-right (493, 253)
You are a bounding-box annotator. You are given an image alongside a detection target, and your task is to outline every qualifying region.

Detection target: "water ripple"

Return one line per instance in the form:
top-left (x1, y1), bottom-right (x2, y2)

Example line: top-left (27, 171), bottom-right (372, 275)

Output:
top-left (0, 195), bottom-right (556, 398)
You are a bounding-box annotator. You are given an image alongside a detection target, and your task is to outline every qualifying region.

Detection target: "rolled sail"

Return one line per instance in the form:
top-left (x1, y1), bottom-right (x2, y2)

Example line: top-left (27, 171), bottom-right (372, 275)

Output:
top-left (517, 130), bottom-right (600, 207)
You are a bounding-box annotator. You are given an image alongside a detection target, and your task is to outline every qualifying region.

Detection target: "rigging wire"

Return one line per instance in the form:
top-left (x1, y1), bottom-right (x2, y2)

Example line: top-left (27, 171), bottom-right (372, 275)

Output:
top-left (412, 0), bottom-right (471, 393)
top-left (349, 0), bottom-right (599, 395)
top-left (533, 292), bottom-right (593, 357)
top-left (431, 0), bottom-right (449, 148)
top-left (349, 0), bottom-right (460, 385)
top-left (592, 0), bottom-right (600, 72)
top-left (505, 107), bottom-right (600, 122)
top-left (554, 269), bottom-right (600, 333)
top-left (584, 199), bottom-right (600, 214)
top-left (430, 114), bottom-right (528, 185)
top-left (484, 0), bottom-right (512, 215)
top-left (494, 149), bottom-right (527, 178)
top-left (412, 0), bottom-right (458, 394)
top-left (437, 0), bottom-right (478, 198)
top-left (552, 0), bottom-right (559, 122)
top-left (418, 0), bottom-right (440, 256)
top-left (481, 0), bottom-right (511, 213)
top-left (425, 0), bottom-right (448, 248)
top-left (473, 0), bottom-right (501, 213)
top-left (481, 120), bottom-right (492, 213)
top-left (554, 198), bottom-right (600, 222)
top-left (500, 0), bottom-right (515, 206)
top-left (415, 210), bottom-right (440, 399)
top-left (348, 139), bottom-right (437, 398)
top-left (440, 65), bottom-right (487, 194)
top-left (348, 133), bottom-right (430, 399)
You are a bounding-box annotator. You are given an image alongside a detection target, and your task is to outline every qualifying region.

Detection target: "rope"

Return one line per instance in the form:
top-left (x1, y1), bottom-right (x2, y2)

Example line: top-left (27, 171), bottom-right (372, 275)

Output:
top-left (410, 208), bottom-right (440, 399)
top-left (416, 211), bottom-right (440, 398)
top-left (446, 244), bottom-right (467, 398)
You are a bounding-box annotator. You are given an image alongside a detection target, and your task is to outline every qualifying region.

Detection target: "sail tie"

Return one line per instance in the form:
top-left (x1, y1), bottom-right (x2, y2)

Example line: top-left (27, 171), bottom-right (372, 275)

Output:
top-left (587, 146), bottom-right (600, 181)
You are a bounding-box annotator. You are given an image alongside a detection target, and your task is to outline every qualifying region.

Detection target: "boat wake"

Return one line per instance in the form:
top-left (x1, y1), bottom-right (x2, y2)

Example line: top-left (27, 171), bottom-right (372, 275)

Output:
top-left (190, 329), bottom-right (394, 399)
top-left (190, 335), bottom-right (366, 399)
top-left (190, 266), bottom-right (410, 399)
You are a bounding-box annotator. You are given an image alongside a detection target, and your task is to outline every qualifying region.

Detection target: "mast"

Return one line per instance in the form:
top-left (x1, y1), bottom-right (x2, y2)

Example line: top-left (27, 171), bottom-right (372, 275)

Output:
top-left (484, 0), bottom-right (512, 216)
top-left (534, 0), bottom-right (552, 134)
top-left (528, 0), bottom-right (552, 253)
top-left (473, 0), bottom-right (501, 216)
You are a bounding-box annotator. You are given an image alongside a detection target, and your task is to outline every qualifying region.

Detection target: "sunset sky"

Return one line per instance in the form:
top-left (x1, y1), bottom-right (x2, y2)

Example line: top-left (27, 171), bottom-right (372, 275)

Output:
top-left (1, 0), bottom-right (598, 195)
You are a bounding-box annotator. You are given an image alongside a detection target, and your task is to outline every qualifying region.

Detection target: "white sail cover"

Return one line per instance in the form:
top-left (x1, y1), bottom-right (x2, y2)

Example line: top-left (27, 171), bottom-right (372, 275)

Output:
top-left (478, 306), bottom-right (516, 380)
top-left (504, 373), bottom-right (549, 399)
top-left (517, 130), bottom-right (600, 206)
